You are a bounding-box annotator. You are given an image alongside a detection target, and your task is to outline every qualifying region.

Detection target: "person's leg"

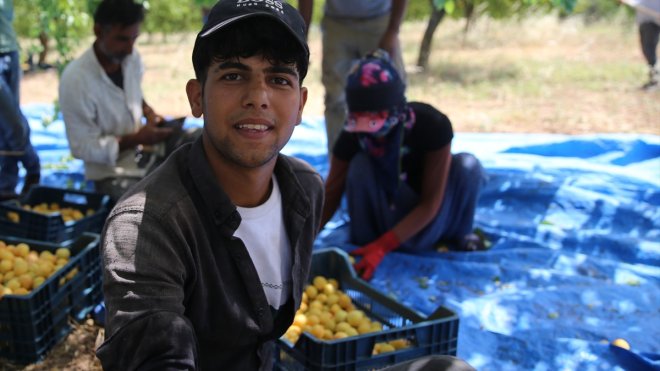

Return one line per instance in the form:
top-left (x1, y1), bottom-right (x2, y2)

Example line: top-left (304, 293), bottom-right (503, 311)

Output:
top-left (345, 152), bottom-right (420, 245)
top-left (400, 152), bottom-right (485, 252)
top-left (19, 142), bottom-right (41, 196)
top-left (0, 51), bottom-right (28, 151)
top-left (0, 155), bottom-right (20, 199)
top-left (0, 51), bottom-right (31, 198)
top-left (321, 16), bottom-right (356, 155)
top-left (321, 15), bottom-right (395, 155)
top-left (639, 21), bottom-right (660, 88)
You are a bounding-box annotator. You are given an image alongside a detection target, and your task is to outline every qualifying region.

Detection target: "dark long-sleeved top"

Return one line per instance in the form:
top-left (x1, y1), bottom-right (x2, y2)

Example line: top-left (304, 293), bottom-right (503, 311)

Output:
top-left (97, 136), bottom-right (324, 370)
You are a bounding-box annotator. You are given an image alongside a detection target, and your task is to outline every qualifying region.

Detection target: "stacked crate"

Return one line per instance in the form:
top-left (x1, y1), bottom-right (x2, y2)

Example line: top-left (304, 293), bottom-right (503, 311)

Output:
top-left (0, 186), bottom-right (110, 364)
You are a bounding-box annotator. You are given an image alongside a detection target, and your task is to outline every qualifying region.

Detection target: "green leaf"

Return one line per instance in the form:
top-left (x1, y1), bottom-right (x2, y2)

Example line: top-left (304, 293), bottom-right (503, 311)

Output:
top-left (444, 0), bottom-right (456, 14)
top-left (433, 0), bottom-right (447, 10)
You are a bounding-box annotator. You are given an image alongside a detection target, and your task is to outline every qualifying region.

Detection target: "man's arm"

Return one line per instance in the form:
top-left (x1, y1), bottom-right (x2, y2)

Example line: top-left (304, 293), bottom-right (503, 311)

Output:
top-left (391, 144), bottom-right (451, 242)
top-left (297, 0), bottom-right (314, 36)
top-left (320, 154), bottom-right (349, 229)
top-left (98, 209), bottom-right (197, 370)
top-left (378, 0), bottom-right (408, 55)
top-left (117, 100), bottom-right (172, 152)
top-left (352, 144), bottom-right (452, 280)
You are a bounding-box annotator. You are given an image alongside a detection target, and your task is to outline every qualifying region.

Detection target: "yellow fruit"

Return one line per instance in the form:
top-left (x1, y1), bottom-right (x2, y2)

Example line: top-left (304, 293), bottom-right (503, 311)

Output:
top-left (13, 258), bottom-right (28, 275)
top-left (357, 321), bottom-right (373, 334)
top-left (13, 287), bottom-right (29, 295)
top-left (611, 338), bottom-right (630, 350)
top-left (313, 276), bottom-right (328, 291)
top-left (7, 211), bottom-right (20, 223)
top-left (33, 276), bottom-right (45, 288)
top-left (310, 324), bottom-right (325, 339)
top-left (6, 278), bottom-right (21, 291)
top-left (346, 310), bottom-right (365, 327)
top-left (377, 343), bottom-right (396, 354)
top-left (15, 243), bottom-right (30, 258)
top-left (0, 260), bottom-right (13, 274)
top-left (293, 313), bottom-right (308, 328)
top-left (55, 248), bottom-right (71, 260)
top-left (328, 278), bottom-right (339, 290)
top-left (389, 339), bottom-right (410, 350)
top-left (18, 274), bottom-right (33, 290)
top-left (305, 285), bottom-right (318, 299)
top-left (333, 331), bottom-right (348, 339)
top-left (39, 250), bottom-right (56, 263)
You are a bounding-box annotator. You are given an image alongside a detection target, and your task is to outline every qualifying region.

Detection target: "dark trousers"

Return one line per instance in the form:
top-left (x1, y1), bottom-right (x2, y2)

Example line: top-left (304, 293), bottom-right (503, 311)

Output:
top-left (346, 151), bottom-right (485, 252)
top-left (639, 21), bottom-right (660, 67)
top-left (0, 51), bottom-right (40, 196)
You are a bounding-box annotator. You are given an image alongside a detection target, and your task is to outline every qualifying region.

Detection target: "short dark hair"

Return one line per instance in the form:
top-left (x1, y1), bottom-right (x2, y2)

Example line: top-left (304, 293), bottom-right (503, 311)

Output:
top-left (93, 0), bottom-right (145, 27)
top-left (192, 17), bottom-right (309, 87)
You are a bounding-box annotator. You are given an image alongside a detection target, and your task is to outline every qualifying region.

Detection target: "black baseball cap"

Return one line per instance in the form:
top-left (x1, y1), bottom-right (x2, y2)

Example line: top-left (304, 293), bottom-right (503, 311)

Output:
top-left (197, 0), bottom-right (309, 57)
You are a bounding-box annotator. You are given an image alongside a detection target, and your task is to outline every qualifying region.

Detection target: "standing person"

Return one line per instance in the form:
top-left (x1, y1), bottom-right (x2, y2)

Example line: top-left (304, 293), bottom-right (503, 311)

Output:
top-left (634, 0), bottom-right (660, 90)
top-left (96, 0), bottom-right (323, 369)
top-left (297, 0), bottom-right (408, 155)
top-left (59, 0), bottom-right (174, 203)
top-left (322, 52), bottom-right (486, 281)
top-left (0, 0), bottom-right (40, 201)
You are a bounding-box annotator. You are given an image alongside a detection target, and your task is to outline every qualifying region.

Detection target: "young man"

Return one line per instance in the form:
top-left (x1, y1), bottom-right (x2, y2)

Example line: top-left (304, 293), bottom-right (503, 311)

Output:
top-left (323, 51), bottom-right (485, 281)
top-left (297, 0), bottom-right (408, 155)
top-left (59, 0), bottom-right (174, 202)
top-left (96, 0), bottom-right (323, 370)
top-left (0, 0), bottom-right (40, 200)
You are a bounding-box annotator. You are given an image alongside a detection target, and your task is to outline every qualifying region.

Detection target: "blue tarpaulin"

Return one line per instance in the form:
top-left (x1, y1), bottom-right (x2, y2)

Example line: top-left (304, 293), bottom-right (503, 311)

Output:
top-left (18, 104), bottom-right (660, 370)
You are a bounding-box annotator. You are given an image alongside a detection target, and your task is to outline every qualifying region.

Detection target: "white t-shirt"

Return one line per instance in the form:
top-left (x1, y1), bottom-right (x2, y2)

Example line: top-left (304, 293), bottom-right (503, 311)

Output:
top-left (234, 175), bottom-right (292, 310)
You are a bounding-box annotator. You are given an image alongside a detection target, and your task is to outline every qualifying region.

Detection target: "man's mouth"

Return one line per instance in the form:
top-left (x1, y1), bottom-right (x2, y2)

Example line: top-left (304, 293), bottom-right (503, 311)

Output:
top-left (236, 123), bottom-right (270, 131)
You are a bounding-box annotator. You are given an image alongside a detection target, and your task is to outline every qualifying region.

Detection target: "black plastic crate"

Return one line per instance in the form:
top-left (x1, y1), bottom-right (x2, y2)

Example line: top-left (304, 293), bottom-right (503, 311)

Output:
top-left (0, 186), bottom-right (110, 243)
top-left (0, 233), bottom-right (103, 365)
top-left (275, 248), bottom-right (459, 370)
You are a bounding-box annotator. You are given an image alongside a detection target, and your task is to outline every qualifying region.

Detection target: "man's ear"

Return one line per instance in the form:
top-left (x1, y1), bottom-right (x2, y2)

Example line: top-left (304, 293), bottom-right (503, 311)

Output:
top-left (296, 86), bottom-right (308, 126)
top-left (93, 24), bottom-right (102, 39)
top-left (186, 79), bottom-right (203, 118)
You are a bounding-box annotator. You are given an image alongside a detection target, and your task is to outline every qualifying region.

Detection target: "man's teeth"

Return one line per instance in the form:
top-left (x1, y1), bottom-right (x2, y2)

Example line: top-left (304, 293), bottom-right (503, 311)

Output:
top-left (238, 124), bottom-right (268, 130)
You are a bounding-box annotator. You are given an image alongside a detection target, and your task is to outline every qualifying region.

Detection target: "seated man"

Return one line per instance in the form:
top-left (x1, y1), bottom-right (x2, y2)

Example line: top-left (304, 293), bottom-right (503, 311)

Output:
top-left (322, 51), bottom-right (486, 280)
top-left (59, 0), bottom-right (174, 202)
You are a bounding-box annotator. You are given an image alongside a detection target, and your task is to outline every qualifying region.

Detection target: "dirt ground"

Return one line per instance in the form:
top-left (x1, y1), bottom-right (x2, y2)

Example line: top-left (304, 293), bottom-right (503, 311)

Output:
top-left (2, 14), bottom-right (658, 371)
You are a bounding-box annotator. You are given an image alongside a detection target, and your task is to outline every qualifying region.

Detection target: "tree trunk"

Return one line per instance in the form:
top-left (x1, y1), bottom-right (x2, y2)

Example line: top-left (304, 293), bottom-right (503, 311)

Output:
top-left (416, 0), bottom-right (446, 70)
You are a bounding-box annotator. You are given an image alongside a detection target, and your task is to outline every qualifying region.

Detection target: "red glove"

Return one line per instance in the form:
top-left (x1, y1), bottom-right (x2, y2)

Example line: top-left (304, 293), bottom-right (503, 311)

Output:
top-left (351, 231), bottom-right (400, 281)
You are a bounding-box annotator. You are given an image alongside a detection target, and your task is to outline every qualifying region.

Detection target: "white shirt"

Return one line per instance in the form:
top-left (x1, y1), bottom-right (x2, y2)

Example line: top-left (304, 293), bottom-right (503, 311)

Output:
top-left (59, 46), bottom-right (145, 180)
top-left (234, 176), bottom-right (292, 310)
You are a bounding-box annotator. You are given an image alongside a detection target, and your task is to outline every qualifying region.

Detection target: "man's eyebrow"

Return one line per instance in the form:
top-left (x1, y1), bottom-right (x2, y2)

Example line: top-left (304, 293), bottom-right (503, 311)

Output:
top-left (266, 65), bottom-right (298, 78)
top-left (215, 61), bottom-right (249, 71)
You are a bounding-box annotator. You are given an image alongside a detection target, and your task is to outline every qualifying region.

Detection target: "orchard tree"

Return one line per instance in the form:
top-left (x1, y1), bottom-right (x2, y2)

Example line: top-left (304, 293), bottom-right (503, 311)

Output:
top-left (14, 0), bottom-right (93, 74)
top-left (416, 0), bottom-right (577, 70)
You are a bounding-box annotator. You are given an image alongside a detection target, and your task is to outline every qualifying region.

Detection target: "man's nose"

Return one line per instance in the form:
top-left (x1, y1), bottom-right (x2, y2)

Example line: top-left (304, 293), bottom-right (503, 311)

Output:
top-left (242, 79), bottom-right (269, 109)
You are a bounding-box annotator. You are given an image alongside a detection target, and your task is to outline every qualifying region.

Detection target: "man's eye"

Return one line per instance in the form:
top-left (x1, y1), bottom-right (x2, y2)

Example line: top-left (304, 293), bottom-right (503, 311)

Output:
top-left (271, 76), bottom-right (291, 86)
top-left (221, 73), bottom-right (241, 81)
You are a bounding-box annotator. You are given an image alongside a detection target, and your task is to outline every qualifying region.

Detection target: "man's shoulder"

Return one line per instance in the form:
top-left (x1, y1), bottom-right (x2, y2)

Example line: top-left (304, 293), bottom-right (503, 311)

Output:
top-left (60, 47), bottom-right (95, 84)
top-left (110, 149), bottom-right (191, 218)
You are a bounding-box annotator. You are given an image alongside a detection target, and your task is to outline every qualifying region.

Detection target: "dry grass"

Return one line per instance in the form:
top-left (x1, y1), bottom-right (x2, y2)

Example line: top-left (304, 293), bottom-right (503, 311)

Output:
top-left (20, 15), bottom-right (659, 135)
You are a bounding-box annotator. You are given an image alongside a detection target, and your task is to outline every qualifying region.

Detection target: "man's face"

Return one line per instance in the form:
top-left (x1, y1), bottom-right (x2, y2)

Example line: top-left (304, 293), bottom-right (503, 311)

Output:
top-left (94, 23), bottom-right (141, 64)
top-left (187, 55), bottom-right (307, 169)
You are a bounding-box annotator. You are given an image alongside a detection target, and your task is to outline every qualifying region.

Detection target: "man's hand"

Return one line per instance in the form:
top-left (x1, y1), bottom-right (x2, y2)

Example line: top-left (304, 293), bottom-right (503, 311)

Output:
top-left (351, 231), bottom-right (400, 281)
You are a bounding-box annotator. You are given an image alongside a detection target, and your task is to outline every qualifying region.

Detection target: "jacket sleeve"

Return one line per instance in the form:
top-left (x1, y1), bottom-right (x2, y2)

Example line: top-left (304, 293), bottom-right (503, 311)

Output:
top-left (96, 311), bottom-right (198, 371)
top-left (98, 205), bottom-right (198, 370)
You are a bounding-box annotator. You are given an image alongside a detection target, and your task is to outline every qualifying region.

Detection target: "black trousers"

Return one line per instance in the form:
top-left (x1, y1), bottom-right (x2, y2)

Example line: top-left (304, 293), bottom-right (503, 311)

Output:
top-left (639, 21), bottom-right (660, 67)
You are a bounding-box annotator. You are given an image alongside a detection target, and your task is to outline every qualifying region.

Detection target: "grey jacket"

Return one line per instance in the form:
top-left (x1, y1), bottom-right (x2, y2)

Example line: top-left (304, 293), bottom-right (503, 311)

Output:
top-left (97, 136), bottom-right (324, 370)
